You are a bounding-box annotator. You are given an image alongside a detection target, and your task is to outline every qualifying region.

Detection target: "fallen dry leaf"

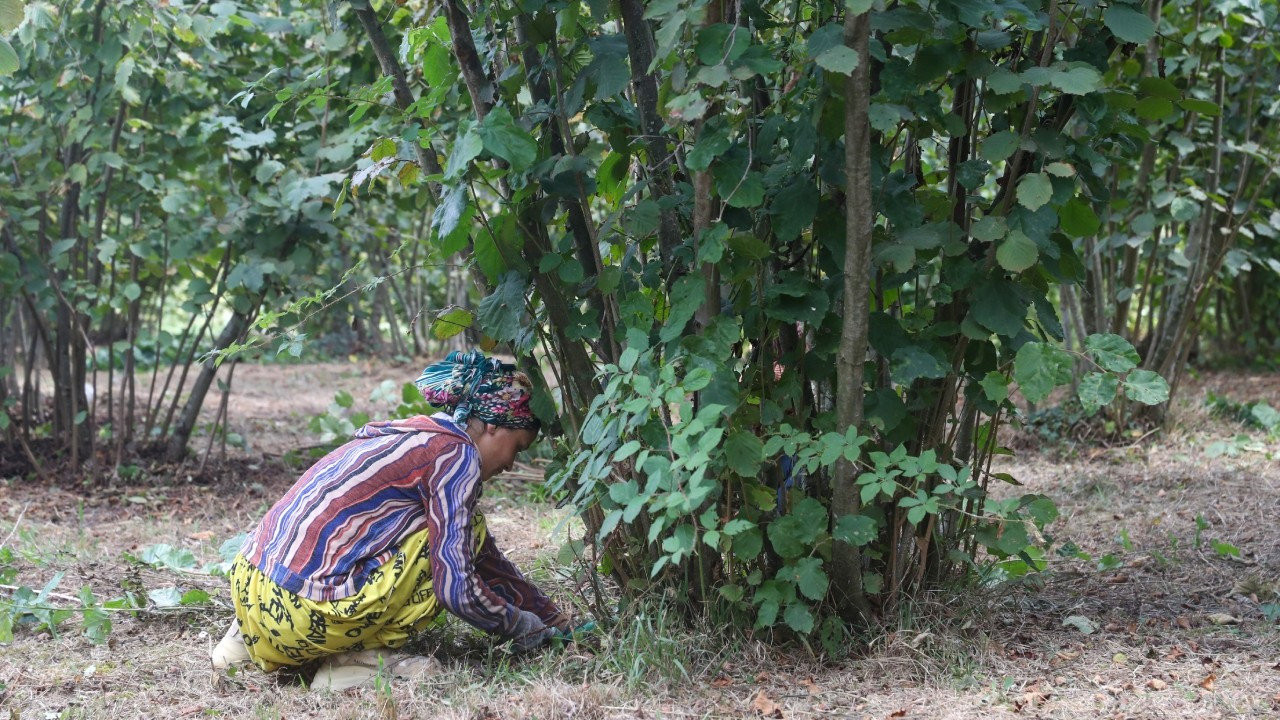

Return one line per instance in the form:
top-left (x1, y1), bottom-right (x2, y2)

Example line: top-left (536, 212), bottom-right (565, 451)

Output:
top-left (802, 677), bottom-right (820, 695)
top-left (1200, 673), bottom-right (1216, 691)
top-left (1163, 647), bottom-right (1185, 661)
top-left (751, 689), bottom-right (783, 718)
top-left (187, 530), bottom-right (215, 541)
top-left (711, 675), bottom-right (732, 688)
top-left (1148, 679), bottom-right (1168, 691)
top-left (1206, 613), bottom-right (1241, 626)
top-left (754, 671), bottom-right (771, 683)
top-left (885, 711), bottom-right (907, 719)
top-left (1176, 616), bottom-right (1191, 629)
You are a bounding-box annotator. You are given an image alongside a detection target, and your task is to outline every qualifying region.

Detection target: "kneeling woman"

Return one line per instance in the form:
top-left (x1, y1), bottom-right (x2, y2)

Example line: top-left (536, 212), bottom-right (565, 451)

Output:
top-left (212, 352), bottom-right (571, 689)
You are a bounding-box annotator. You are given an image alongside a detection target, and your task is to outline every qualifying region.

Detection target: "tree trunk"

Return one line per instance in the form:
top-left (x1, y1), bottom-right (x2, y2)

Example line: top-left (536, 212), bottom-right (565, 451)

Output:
top-left (830, 7), bottom-right (874, 622)
top-left (165, 310), bottom-right (251, 462)
top-left (618, 0), bottom-right (683, 273)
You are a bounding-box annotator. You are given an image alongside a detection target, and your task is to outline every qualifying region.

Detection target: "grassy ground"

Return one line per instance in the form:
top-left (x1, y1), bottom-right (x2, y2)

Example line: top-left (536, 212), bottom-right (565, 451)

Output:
top-left (1, 364), bottom-right (1278, 719)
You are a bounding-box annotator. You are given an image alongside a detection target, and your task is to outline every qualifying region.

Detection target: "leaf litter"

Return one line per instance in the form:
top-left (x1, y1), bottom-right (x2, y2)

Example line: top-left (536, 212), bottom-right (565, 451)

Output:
top-left (1, 365), bottom-right (1279, 719)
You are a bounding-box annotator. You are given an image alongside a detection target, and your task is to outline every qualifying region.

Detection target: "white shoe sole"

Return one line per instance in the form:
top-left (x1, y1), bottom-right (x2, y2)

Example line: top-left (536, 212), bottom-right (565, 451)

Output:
top-left (312, 650), bottom-right (440, 692)
top-left (210, 620), bottom-right (250, 669)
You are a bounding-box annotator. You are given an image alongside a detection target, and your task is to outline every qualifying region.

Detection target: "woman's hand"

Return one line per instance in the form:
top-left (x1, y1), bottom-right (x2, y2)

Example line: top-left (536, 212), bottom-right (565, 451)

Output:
top-left (510, 609), bottom-right (556, 651)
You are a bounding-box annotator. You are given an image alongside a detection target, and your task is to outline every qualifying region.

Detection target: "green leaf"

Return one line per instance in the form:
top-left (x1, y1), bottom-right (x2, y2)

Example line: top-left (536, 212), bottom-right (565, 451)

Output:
top-left (687, 121), bottom-right (730, 172)
top-left (1138, 77), bottom-right (1179, 100)
top-left (0, 605), bottom-right (12, 643)
top-left (971, 215), bottom-right (1007, 242)
top-left (179, 589), bottom-right (211, 606)
top-left (979, 371), bottom-right (1009, 403)
top-left (658, 274), bottom-right (705, 343)
top-left (975, 520), bottom-right (1029, 555)
top-left (862, 572), bottom-right (883, 594)
top-left (370, 137), bottom-right (397, 162)
top-left (890, 345), bottom-right (949, 385)
top-left (1136, 97), bottom-right (1174, 121)
top-left (138, 544), bottom-right (197, 571)
top-left (476, 271), bottom-right (528, 342)
top-left (432, 183), bottom-right (470, 244)
top-left (725, 431), bottom-right (764, 477)
top-left (0, 38), bottom-right (13, 76)
top-left (334, 390), bottom-right (354, 409)
top-left (0, 0), bottom-right (21, 33)
top-left (422, 43), bottom-right (453, 87)
top-left (733, 526), bottom-right (764, 559)
top-left (1104, 4), bottom-right (1155, 44)
top-left (767, 498), bottom-right (827, 559)
top-left (996, 229), bottom-right (1038, 272)
top-left (845, 0), bottom-right (873, 12)
top-left (1077, 372), bottom-right (1119, 415)
top-left (147, 587), bottom-right (184, 608)
top-left (477, 106), bottom-right (538, 172)
top-left (1170, 196), bottom-right (1200, 222)
top-left (956, 159), bottom-right (990, 190)
top-left (833, 514), bottom-right (877, 546)
top-left (783, 602), bottom-right (815, 633)
top-left (255, 159), bottom-right (285, 184)
top-left (718, 585), bottom-right (744, 602)
top-left (444, 125), bottom-right (483, 180)
top-left (431, 307), bottom-right (473, 340)
top-left (814, 45), bottom-right (859, 74)
top-left (986, 69), bottom-right (1022, 95)
top-left (868, 103), bottom-right (903, 132)
top-left (969, 281), bottom-right (1028, 337)
top-left (591, 53), bottom-right (630, 99)
top-left (1051, 64), bottom-right (1103, 95)
top-left (981, 131), bottom-right (1020, 163)
top-left (771, 179), bottom-right (819, 242)
top-left (1085, 333), bottom-right (1140, 372)
top-left (1122, 369), bottom-right (1169, 405)
top-left (1059, 198), bottom-right (1101, 237)
top-left (788, 558), bottom-right (829, 601)
top-left (82, 607), bottom-right (112, 645)
top-left (1179, 98), bottom-right (1220, 116)
top-left (1015, 173), bottom-right (1052, 211)
top-left (1014, 341), bottom-right (1072, 404)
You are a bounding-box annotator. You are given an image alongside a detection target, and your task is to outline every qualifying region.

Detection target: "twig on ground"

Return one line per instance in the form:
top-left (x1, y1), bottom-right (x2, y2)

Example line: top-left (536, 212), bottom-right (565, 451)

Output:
top-left (1, 501), bottom-right (30, 549)
top-left (0, 582), bottom-right (83, 605)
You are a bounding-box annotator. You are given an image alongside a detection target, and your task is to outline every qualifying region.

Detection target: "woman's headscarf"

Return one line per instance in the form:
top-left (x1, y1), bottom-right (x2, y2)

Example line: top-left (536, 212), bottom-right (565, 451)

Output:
top-left (413, 350), bottom-right (540, 430)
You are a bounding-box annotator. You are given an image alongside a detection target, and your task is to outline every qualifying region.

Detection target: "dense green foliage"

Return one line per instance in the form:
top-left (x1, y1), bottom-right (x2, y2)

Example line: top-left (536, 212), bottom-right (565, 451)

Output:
top-left (2, 0), bottom-right (1277, 641)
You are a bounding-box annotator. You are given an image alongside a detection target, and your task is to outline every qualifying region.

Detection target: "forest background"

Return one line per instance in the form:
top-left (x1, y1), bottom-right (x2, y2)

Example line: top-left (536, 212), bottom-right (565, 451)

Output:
top-left (1, 0), bottom-right (1279, 715)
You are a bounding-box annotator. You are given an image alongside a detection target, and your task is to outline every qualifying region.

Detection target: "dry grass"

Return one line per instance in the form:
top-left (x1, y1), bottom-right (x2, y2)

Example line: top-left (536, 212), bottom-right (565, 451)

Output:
top-left (3, 364), bottom-right (1280, 719)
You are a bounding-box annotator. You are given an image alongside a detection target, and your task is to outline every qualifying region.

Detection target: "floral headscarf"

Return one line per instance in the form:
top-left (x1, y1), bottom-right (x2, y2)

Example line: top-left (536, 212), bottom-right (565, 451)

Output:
top-left (413, 350), bottom-right (540, 430)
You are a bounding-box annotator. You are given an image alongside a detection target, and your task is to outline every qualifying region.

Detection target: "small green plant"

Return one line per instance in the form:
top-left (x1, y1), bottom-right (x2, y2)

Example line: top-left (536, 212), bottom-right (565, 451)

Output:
top-left (1204, 434), bottom-right (1267, 458)
top-left (1205, 391), bottom-right (1280, 433)
top-left (0, 534), bottom-right (243, 645)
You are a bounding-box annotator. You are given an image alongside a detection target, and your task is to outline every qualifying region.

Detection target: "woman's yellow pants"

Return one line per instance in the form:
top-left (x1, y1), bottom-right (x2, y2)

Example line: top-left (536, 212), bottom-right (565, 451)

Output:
top-left (228, 514), bottom-right (488, 671)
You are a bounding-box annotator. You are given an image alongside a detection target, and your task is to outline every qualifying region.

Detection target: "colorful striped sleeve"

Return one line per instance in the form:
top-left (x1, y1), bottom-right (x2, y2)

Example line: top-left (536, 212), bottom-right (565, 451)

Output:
top-left (474, 531), bottom-right (570, 631)
top-left (422, 441), bottom-right (521, 636)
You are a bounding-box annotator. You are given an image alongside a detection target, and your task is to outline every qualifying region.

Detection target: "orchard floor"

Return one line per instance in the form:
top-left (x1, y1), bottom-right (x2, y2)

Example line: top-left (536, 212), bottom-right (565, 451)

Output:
top-left (1, 361), bottom-right (1278, 720)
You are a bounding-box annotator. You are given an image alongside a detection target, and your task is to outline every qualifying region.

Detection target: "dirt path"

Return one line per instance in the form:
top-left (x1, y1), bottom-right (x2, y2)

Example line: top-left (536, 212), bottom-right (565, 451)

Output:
top-left (1, 363), bottom-right (1278, 719)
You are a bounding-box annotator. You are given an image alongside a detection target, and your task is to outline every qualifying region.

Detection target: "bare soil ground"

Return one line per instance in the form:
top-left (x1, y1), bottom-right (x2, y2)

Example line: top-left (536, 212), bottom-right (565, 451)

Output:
top-left (1, 363), bottom-right (1278, 719)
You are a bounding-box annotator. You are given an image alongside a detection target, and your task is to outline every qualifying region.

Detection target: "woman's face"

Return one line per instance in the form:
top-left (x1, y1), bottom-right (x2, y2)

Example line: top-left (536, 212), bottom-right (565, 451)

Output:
top-left (471, 423), bottom-right (538, 481)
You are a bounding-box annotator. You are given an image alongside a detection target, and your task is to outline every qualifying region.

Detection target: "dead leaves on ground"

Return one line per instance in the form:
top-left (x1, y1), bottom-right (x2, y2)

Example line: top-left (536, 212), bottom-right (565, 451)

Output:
top-left (750, 689), bottom-right (783, 718)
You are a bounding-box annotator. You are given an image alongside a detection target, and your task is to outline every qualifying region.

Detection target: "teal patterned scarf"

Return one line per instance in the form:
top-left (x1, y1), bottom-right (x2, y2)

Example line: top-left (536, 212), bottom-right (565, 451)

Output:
top-left (413, 350), bottom-right (540, 430)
